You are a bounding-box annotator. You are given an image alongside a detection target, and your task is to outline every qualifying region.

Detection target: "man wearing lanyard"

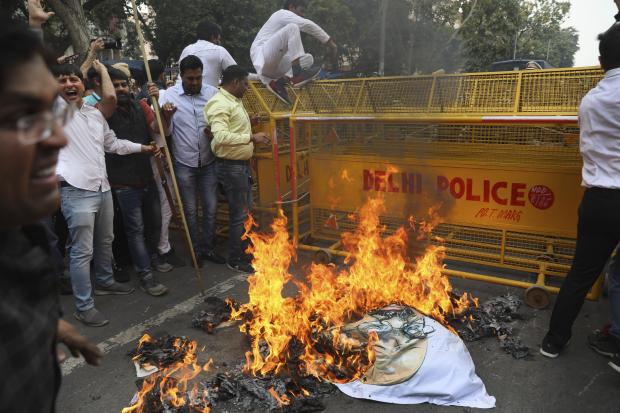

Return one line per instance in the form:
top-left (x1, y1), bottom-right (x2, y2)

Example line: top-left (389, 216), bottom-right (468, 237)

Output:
top-left (205, 65), bottom-right (270, 273)
top-left (159, 55), bottom-right (225, 266)
top-left (540, 21), bottom-right (620, 374)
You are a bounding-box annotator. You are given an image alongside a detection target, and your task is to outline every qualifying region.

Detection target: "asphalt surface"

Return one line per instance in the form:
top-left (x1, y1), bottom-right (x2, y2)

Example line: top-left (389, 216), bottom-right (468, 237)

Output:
top-left (56, 234), bottom-right (620, 413)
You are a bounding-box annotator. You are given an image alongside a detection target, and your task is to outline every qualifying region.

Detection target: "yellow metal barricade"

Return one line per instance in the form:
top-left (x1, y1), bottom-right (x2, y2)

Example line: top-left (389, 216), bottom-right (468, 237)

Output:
top-left (243, 67), bottom-right (606, 308)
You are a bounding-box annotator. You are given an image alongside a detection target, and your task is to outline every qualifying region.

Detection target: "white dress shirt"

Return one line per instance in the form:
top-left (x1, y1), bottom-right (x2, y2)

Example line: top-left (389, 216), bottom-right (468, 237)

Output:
top-left (57, 102), bottom-right (142, 192)
top-left (159, 83), bottom-right (218, 168)
top-left (579, 67), bottom-right (620, 189)
top-left (177, 40), bottom-right (237, 87)
top-left (250, 9), bottom-right (330, 77)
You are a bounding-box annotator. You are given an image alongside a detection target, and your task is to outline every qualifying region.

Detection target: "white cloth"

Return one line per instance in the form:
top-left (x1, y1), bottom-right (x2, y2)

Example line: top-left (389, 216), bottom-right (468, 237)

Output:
top-left (158, 83), bottom-right (218, 168)
top-left (336, 317), bottom-right (496, 409)
top-left (177, 40), bottom-right (237, 87)
top-left (251, 10), bottom-right (330, 84)
top-left (150, 157), bottom-right (173, 255)
top-left (579, 67), bottom-right (620, 189)
top-left (57, 101), bottom-right (142, 192)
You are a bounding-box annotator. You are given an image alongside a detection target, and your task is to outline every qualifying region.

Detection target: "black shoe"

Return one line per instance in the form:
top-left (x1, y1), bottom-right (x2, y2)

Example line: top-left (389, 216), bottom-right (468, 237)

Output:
top-left (113, 263), bottom-right (131, 283)
top-left (290, 65), bottom-right (321, 88)
top-left (588, 326), bottom-right (617, 358)
top-left (267, 78), bottom-right (292, 106)
top-left (203, 251), bottom-right (226, 265)
top-left (161, 249), bottom-right (186, 267)
top-left (540, 334), bottom-right (564, 359)
top-left (226, 261), bottom-right (255, 274)
top-left (610, 353), bottom-right (620, 374)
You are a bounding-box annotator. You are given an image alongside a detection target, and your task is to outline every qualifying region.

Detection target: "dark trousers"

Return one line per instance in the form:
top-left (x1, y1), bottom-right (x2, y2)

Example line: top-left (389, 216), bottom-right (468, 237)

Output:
top-left (215, 160), bottom-right (253, 265)
top-left (547, 187), bottom-right (620, 345)
top-left (114, 182), bottom-right (162, 275)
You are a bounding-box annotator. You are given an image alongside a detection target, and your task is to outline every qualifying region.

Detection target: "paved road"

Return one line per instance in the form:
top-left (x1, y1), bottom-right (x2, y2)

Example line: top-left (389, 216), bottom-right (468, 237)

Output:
top-left (57, 239), bottom-right (620, 413)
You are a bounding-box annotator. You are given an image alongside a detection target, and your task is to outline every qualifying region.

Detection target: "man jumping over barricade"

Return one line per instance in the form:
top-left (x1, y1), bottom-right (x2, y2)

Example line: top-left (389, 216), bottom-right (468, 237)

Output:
top-left (250, 0), bottom-right (338, 105)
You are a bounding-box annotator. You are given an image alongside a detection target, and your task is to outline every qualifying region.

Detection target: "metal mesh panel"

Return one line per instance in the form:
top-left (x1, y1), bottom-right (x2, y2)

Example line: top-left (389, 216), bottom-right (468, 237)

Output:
top-left (243, 68), bottom-right (602, 116)
top-left (520, 69), bottom-right (602, 112)
top-left (306, 122), bottom-right (581, 168)
top-left (310, 208), bottom-right (573, 278)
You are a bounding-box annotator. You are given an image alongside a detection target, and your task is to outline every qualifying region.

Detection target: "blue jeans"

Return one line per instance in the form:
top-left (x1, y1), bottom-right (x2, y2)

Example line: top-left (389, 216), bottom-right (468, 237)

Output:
top-left (114, 183), bottom-right (161, 275)
top-left (174, 161), bottom-right (218, 254)
top-left (216, 161), bottom-right (253, 264)
top-left (61, 187), bottom-right (115, 311)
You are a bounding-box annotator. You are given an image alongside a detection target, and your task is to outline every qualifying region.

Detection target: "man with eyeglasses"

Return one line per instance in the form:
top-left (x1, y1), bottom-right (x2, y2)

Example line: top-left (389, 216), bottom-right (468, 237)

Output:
top-left (54, 62), bottom-right (159, 327)
top-left (0, 7), bottom-right (103, 412)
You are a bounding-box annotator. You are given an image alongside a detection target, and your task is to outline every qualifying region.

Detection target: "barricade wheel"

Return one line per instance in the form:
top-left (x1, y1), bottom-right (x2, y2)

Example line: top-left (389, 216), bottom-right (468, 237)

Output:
top-left (525, 286), bottom-right (550, 310)
top-left (313, 250), bottom-right (332, 265)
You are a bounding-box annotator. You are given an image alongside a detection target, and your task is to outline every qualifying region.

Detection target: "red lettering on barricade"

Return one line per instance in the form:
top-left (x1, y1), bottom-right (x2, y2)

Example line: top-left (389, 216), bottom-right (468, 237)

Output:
top-left (363, 170), bottom-right (374, 191)
top-left (483, 180), bottom-right (491, 202)
top-left (492, 182), bottom-right (508, 205)
top-left (450, 177), bottom-right (465, 199)
top-left (466, 178), bottom-right (481, 201)
top-left (511, 183), bottom-right (527, 207)
top-left (403, 173), bottom-right (416, 193)
top-left (388, 174), bottom-right (400, 193)
top-left (375, 170), bottom-right (386, 192)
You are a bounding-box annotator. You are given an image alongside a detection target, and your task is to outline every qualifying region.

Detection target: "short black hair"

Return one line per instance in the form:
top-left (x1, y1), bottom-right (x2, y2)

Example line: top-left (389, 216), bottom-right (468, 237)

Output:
top-left (108, 67), bottom-right (128, 82)
top-left (180, 55), bottom-right (203, 75)
top-left (51, 64), bottom-right (84, 82)
top-left (146, 59), bottom-right (164, 80)
top-left (196, 21), bottom-right (222, 42)
top-left (221, 65), bottom-right (249, 85)
top-left (283, 0), bottom-right (307, 10)
top-left (598, 23), bottom-right (620, 71)
top-left (0, 19), bottom-right (54, 94)
top-left (86, 67), bottom-right (100, 82)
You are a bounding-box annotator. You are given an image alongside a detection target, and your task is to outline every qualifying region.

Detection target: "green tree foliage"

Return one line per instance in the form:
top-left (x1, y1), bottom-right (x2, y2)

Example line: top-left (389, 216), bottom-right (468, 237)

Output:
top-left (458, 0), bottom-right (578, 71)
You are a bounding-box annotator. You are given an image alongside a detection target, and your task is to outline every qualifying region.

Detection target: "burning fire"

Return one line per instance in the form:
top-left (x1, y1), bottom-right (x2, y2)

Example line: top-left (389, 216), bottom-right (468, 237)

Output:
top-left (232, 197), bottom-right (471, 383)
top-left (122, 334), bottom-right (211, 413)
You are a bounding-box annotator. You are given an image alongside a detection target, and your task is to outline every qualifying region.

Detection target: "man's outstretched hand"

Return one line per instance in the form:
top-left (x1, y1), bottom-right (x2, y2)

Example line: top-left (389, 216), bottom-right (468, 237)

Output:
top-left (57, 319), bottom-right (103, 366)
top-left (28, 0), bottom-right (55, 28)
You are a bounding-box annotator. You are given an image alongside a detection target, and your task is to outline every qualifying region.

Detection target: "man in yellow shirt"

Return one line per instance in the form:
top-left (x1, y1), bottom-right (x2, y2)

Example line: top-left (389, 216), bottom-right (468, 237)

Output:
top-left (204, 65), bottom-right (270, 273)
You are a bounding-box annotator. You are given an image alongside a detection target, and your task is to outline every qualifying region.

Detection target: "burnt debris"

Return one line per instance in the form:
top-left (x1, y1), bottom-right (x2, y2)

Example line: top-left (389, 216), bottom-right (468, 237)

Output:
top-left (451, 293), bottom-right (530, 359)
top-left (128, 335), bottom-right (195, 369)
top-left (192, 296), bottom-right (238, 334)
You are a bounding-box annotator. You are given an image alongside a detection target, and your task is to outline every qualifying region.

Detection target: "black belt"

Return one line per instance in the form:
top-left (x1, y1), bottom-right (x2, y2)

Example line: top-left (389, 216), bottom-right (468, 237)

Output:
top-left (215, 157), bottom-right (250, 166)
top-left (586, 187), bottom-right (620, 199)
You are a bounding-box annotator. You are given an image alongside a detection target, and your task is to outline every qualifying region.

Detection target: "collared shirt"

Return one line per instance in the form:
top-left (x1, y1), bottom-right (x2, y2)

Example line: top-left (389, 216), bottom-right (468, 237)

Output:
top-left (159, 83), bottom-right (218, 168)
top-left (177, 40), bottom-right (237, 87)
top-left (204, 88), bottom-right (254, 161)
top-left (57, 101), bottom-right (142, 192)
top-left (83, 91), bottom-right (101, 107)
top-left (251, 9), bottom-right (330, 77)
top-left (0, 225), bottom-right (60, 413)
top-left (579, 67), bottom-right (620, 189)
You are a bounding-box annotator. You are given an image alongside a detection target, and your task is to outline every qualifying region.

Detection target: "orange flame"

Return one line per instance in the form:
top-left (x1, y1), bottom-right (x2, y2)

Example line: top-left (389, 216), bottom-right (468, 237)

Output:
top-left (231, 198), bottom-right (471, 383)
top-left (122, 334), bottom-right (211, 413)
top-left (268, 387), bottom-right (292, 406)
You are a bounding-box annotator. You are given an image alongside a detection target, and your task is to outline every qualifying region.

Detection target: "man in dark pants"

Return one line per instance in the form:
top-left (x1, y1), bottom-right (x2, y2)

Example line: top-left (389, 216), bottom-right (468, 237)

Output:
top-left (204, 65), bottom-right (270, 273)
top-left (106, 67), bottom-right (170, 297)
top-left (0, 10), bottom-right (102, 412)
top-left (540, 22), bottom-right (620, 374)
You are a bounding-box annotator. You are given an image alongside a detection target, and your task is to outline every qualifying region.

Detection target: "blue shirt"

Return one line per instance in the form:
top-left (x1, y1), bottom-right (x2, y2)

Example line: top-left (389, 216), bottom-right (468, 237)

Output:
top-left (158, 83), bottom-right (218, 167)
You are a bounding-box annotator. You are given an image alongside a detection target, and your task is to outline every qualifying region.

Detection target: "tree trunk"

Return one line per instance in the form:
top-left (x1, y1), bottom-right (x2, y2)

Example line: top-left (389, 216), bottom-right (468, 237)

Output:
top-left (47, 0), bottom-right (91, 54)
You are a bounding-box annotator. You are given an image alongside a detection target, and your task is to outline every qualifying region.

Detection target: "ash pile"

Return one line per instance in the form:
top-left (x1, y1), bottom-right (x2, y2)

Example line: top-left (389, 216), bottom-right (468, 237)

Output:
top-left (450, 293), bottom-right (530, 359)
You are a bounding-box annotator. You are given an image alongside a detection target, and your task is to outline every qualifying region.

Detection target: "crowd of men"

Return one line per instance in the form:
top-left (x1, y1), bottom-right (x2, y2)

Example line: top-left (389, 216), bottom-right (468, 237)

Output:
top-left (0, 0), bottom-right (619, 411)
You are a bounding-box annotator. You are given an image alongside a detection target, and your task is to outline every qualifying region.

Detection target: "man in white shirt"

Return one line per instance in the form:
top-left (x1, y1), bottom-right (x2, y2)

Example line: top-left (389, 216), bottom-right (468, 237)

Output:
top-left (159, 55), bottom-right (226, 266)
top-left (177, 21), bottom-right (236, 88)
top-left (251, 0), bottom-right (338, 105)
top-left (53, 64), bottom-right (158, 327)
top-left (541, 22), bottom-right (620, 374)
